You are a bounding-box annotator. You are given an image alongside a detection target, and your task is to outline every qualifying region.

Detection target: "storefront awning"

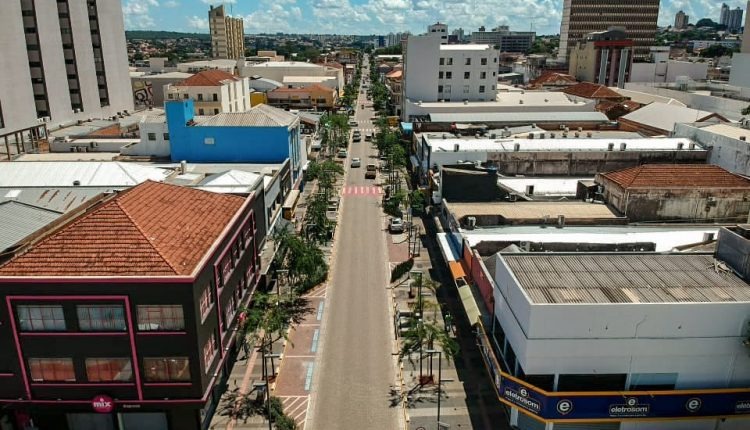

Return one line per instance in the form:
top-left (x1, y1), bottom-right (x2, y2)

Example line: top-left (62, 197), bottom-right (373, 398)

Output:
top-left (448, 261), bottom-right (466, 280)
top-left (457, 283), bottom-right (481, 326)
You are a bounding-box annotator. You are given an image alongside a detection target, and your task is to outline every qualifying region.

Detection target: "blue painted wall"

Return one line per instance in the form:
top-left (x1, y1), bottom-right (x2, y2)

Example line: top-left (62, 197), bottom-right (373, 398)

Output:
top-left (166, 100), bottom-right (302, 170)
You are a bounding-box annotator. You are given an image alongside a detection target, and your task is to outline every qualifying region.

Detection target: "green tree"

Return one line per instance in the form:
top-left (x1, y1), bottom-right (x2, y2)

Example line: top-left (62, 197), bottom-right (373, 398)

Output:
top-left (700, 44), bottom-right (735, 58)
top-left (399, 318), bottom-right (459, 382)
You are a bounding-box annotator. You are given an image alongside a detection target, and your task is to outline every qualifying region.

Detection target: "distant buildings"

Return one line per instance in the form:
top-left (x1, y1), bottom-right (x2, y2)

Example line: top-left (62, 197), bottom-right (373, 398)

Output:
top-left (165, 70), bottom-right (250, 115)
top-left (0, 0), bottom-right (132, 138)
top-left (730, 1), bottom-right (750, 87)
top-left (675, 10), bottom-right (689, 29)
top-left (209, 4), bottom-right (245, 59)
top-left (721, 3), bottom-right (731, 27)
top-left (568, 28), bottom-right (633, 88)
top-left (558, 0), bottom-right (659, 61)
top-left (728, 7), bottom-right (745, 33)
top-left (470, 26), bottom-right (536, 53)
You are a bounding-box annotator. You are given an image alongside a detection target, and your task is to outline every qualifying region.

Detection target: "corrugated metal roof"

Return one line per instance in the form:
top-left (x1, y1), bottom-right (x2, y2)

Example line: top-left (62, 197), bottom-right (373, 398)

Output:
top-left (0, 187), bottom-right (110, 213)
top-left (197, 104), bottom-right (297, 127)
top-left (0, 201), bottom-right (61, 252)
top-left (0, 162), bottom-right (170, 187)
top-left (429, 112), bottom-right (608, 123)
top-left (502, 254), bottom-right (750, 304)
top-left (197, 170), bottom-right (262, 194)
top-left (621, 102), bottom-right (722, 132)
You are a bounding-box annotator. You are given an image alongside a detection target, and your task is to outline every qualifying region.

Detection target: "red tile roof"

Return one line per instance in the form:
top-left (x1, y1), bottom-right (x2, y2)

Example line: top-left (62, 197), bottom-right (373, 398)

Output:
top-left (600, 164), bottom-right (750, 189)
top-left (386, 70), bottom-right (402, 79)
top-left (563, 82), bottom-right (625, 100)
top-left (176, 70), bottom-right (241, 87)
top-left (0, 181), bottom-right (246, 277)
top-left (529, 71), bottom-right (577, 87)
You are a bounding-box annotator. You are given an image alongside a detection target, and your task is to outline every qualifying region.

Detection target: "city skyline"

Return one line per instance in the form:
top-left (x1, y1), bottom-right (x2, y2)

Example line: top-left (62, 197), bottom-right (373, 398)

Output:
top-left (122, 0), bottom-right (748, 36)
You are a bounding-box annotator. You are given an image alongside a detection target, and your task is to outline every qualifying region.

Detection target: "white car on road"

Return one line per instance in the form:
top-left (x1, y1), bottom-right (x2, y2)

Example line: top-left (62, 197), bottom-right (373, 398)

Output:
top-left (351, 157), bottom-right (361, 168)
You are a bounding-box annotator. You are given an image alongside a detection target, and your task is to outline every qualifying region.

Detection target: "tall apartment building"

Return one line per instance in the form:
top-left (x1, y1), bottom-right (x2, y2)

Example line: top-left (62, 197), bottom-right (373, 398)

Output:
top-left (208, 5), bottom-right (245, 59)
top-left (0, 0), bottom-right (132, 137)
top-left (674, 10), bottom-right (689, 30)
top-left (721, 3), bottom-right (731, 27)
top-left (470, 26), bottom-right (536, 53)
top-left (728, 7), bottom-right (745, 33)
top-left (402, 33), bottom-right (499, 120)
top-left (558, 0), bottom-right (659, 62)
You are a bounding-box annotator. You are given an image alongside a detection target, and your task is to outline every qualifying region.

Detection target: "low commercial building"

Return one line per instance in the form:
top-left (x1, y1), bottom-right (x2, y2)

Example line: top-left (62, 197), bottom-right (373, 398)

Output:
top-left (166, 100), bottom-right (305, 182)
top-left (164, 70), bottom-right (250, 115)
top-left (0, 181), bottom-right (266, 430)
top-left (476, 247), bottom-right (750, 430)
top-left (240, 62), bottom-right (344, 93)
top-left (596, 164), bottom-right (750, 222)
top-left (674, 122), bottom-right (750, 175)
top-left (415, 134), bottom-right (707, 182)
top-left (267, 84), bottom-right (338, 111)
top-left (444, 200), bottom-right (624, 227)
top-left (385, 70), bottom-right (403, 117)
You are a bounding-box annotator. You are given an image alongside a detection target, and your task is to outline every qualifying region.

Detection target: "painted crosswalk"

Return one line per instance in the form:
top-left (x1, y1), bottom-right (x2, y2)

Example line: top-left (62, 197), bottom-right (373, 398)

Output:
top-left (278, 395), bottom-right (309, 429)
top-left (342, 185), bottom-right (383, 196)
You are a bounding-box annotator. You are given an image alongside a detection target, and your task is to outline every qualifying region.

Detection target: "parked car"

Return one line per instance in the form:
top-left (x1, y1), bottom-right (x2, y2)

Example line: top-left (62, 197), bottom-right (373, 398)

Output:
top-left (365, 164), bottom-right (377, 179)
top-left (349, 121), bottom-right (358, 127)
top-left (353, 135), bottom-right (361, 142)
top-left (351, 157), bottom-right (361, 168)
top-left (337, 149), bottom-right (347, 158)
top-left (365, 133), bottom-right (373, 141)
top-left (389, 217), bottom-right (404, 234)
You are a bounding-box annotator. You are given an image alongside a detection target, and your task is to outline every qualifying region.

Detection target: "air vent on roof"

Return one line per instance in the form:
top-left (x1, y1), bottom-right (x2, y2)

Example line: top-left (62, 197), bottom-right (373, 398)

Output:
top-left (689, 142), bottom-right (696, 150)
top-left (677, 142), bottom-right (684, 150)
top-left (514, 143), bottom-right (521, 151)
top-left (607, 142), bottom-right (614, 151)
top-left (73, 180), bottom-right (81, 186)
top-left (528, 133), bottom-right (534, 139)
top-left (578, 127), bottom-right (583, 132)
top-left (454, 143), bottom-right (459, 152)
top-left (550, 132), bottom-right (556, 138)
top-left (442, 134), bottom-right (447, 139)
top-left (587, 132), bottom-right (592, 138)
top-left (620, 142), bottom-right (627, 151)
top-left (557, 215), bottom-right (565, 229)
top-left (575, 132), bottom-right (580, 137)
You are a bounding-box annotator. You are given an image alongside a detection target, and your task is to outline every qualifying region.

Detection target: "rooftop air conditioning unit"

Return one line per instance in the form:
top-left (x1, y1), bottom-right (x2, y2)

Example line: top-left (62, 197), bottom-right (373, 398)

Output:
top-left (587, 132), bottom-right (592, 138)
top-left (607, 142), bottom-right (614, 151)
top-left (539, 133), bottom-right (545, 139)
top-left (442, 134), bottom-right (447, 139)
top-left (519, 100), bottom-right (524, 104)
top-left (528, 133), bottom-right (534, 139)
top-left (514, 143), bottom-right (521, 151)
top-left (466, 216), bottom-right (477, 229)
top-left (575, 132), bottom-right (580, 137)
top-left (677, 142), bottom-right (684, 150)
top-left (550, 132), bottom-right (556, 138)
top-left (741, 136), bottom-right (747, 142)
top-left (557, 214), bottom-right (566, 229)
top-left (689, 142), bottom-right (696, 150)
top-left (559, 125), bottom-right (566, 130)
top-left (509, 193), bottom-right (518, 202)
top-left (620, 142), bottom-right (627, 151)
top-left (525, 185), bottom-right (535, 195)
top-left (578, 127), bottom-right (583, 132)
top-left (454, 143), bottom-right (460, 152)
top-left (491, 133), bottom-right (497, 139)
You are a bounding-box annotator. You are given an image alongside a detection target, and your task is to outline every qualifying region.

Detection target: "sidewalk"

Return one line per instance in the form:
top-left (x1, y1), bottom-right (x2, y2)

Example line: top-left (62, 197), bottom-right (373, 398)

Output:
top-left (384, 167), bottom-right (510, 430)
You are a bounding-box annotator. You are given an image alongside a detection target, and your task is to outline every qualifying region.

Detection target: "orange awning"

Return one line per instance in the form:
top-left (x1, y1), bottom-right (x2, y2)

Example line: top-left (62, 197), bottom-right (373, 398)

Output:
top-left (448, 261), bottom-right (466, 280)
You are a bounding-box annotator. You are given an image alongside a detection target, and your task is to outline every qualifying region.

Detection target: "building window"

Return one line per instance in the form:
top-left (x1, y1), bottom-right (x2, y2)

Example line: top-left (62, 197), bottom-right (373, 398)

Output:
top-left (479, 85), bottom-right (485, 93)
top-left (438, 71), bottom-right (443, 79)
top-left (214, 109), bottom-right (219, 114)
top-left (481, 58), bottom-right (487, 65)
top-left (447, 58), bottom-right (453, 65)
top-left (76, 305), bottom-right (126, 331)
top-left (444, 85), bottom-right (451, 93)
top-left (212, 93), bottom-right (218, 102)
top-left (445, 71), bottom-right (452, 79)
top-left (183, 94), bottom-right (188, 100)
top-left (480, 72), bottom-right (487, 79)
top-left (199, 283), bottom-right (215, 319)
top-left (168, 93), bottom-right (174, 100)
top-left (16, 305), bottom-right (66, 331)
top-left (203, 333), bottom-right (217, 370)
top-left (198, 108), bottom-right (204, 115)
top-left (464, 72), bottom-right (470, 79)
top-left (438, 85), bottom-right (443, 93)
top-left (85, 358), bottom-right (132, 382)
top-left (463, 85), bottom-right (470, 93)
top-left (197, 93), bottom-right (203, 101)
top-left (439, 58), bottom-right (444, 65)
top-left (28, 358), bottom-right (75, 382)
top-left (137, 305), bottom-right (184, 331)
top-left (163, 133), bottom-right (169, 141)
top-left (147, 133), bottom-right (156, 141)
top-left (465, 58), bottom-right (471, 65)
top-left (143, 357), bottom-right (191, 382)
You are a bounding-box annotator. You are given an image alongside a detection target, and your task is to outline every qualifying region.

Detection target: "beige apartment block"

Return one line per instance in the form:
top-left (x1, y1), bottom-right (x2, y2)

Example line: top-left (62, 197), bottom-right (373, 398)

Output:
top-left (209, 5), bottom-right (245, 59)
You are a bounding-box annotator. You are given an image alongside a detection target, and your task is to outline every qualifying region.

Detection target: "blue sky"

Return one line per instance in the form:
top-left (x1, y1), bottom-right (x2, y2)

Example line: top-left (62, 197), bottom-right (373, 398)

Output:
top-left (122, 0), bottom-right (748, 35)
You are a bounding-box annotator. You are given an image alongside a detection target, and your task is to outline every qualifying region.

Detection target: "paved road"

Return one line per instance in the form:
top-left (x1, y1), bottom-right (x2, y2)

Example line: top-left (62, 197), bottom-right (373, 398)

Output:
top-left (308, 60), bottom-right (400, 429)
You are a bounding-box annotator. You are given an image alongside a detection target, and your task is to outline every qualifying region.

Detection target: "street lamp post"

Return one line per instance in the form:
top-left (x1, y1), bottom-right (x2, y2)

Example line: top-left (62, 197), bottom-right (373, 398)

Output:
top-left (426, 349), bottom-right (443, 428)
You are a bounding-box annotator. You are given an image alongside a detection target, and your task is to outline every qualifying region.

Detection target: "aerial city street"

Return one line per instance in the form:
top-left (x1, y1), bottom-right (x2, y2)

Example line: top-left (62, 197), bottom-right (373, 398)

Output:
top-left (1, 1), bottom-right (750, 430)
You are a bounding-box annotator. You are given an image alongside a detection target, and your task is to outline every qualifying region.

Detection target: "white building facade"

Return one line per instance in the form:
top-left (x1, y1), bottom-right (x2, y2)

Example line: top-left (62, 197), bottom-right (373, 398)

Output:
top-left (0, 0), bottom-right (133, 135)
top-left (402, 33), bottom-right (499, 120)
top-left (164, 71), bottom-right (250, 115)
top-left (480, 251), bottom-right (750, 430)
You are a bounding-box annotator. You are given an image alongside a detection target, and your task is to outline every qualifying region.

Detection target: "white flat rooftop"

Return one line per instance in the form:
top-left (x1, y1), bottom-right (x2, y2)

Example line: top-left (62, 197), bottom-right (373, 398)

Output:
top-left (440, 44), bottom-right (492, 51)
top-left (466, 225), bottom-right (719, 252)
top-left (426, 137), bottom-right (702, 153)
top-left (498, 177), bottom-right (592, 196)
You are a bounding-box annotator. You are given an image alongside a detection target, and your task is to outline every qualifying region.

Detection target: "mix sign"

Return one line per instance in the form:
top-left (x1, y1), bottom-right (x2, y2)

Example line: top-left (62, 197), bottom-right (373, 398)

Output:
top-left (476, 325), bottom-right (750, 422)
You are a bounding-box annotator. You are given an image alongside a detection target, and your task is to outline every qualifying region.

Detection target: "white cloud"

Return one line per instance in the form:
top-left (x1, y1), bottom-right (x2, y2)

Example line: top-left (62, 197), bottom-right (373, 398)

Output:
top-left (122, 0), bottom-right (159, 29)
top-left (187, 16), bottom-right (209, 30)
top-left (163, 0), bottom-right (179, 8)
top-left (201, 0), bottom-right (237, 4)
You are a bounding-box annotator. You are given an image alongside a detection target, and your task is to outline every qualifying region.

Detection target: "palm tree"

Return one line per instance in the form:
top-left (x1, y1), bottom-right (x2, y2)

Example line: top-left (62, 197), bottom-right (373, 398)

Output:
top-left (399, 317), bottom-right (458, 384)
